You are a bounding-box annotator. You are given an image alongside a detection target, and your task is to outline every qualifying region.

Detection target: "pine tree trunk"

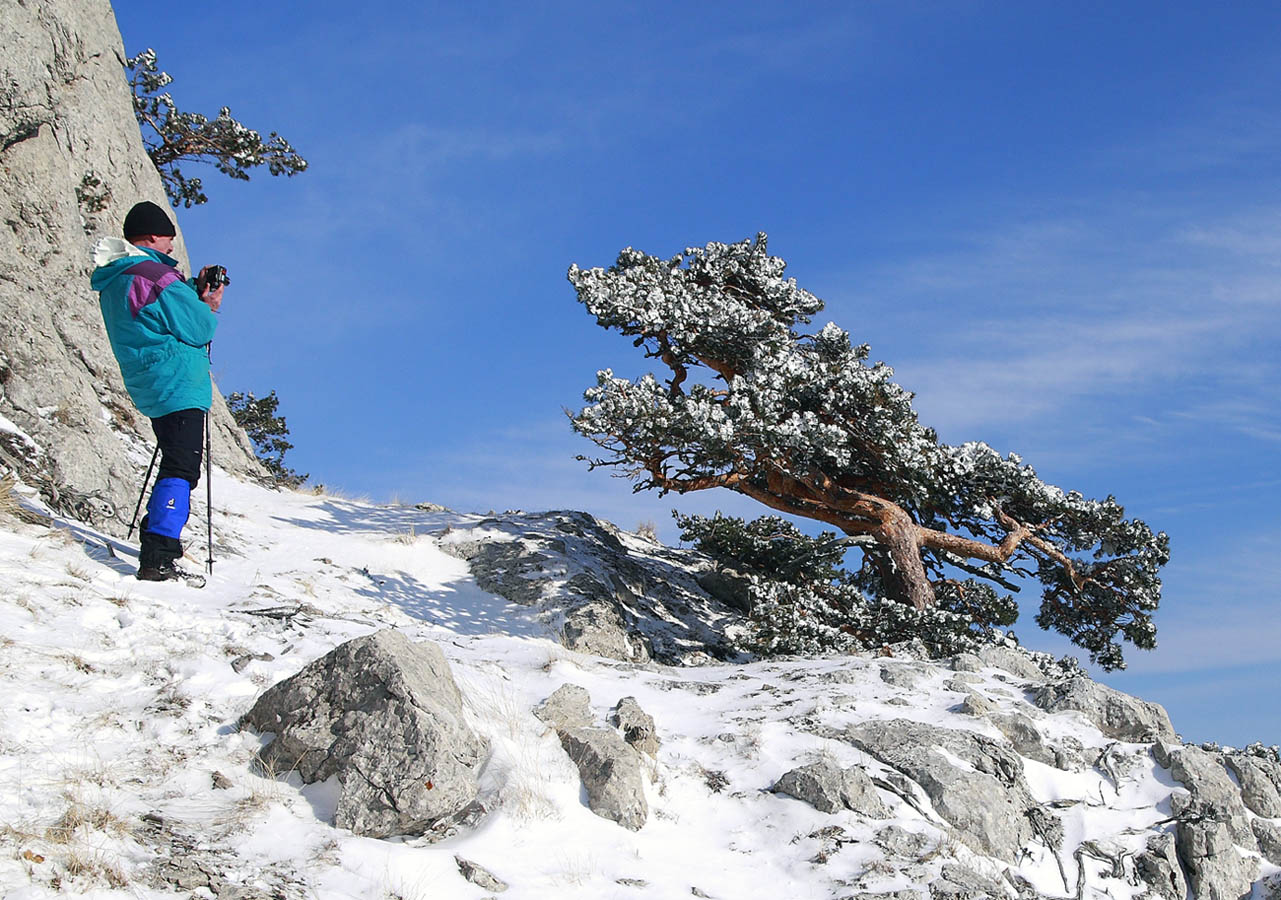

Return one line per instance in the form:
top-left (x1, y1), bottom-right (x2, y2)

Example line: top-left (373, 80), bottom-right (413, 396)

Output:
top-left (877, 513), bottom-right (935, 611)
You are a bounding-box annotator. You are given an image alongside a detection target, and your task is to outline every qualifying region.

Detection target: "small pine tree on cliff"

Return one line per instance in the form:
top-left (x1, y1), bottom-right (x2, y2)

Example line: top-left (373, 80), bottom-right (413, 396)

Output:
top-left (227, 391), bottom-right (307, 488)
top-left (126, 49), bottom-right (307, 207)
top-left (569, 234), bottom-right (1168, 669)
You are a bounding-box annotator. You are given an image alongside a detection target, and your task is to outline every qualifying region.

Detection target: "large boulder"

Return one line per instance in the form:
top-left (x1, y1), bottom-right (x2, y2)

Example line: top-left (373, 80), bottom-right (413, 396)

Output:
top-left (240, 629), bottom-right (489, 839)
top-left (771, 760), bottom-right (889, 818)
top-left (843, 718), bottom-right (1037, 861)
top-left (1034, 677), bottom-right (1176, 742)
top-left (0, 0), bottom-right (260, 529)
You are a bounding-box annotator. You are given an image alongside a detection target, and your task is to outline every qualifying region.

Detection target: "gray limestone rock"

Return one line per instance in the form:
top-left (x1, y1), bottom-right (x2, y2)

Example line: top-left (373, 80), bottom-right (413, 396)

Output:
top-left (1175, 813), bottom-right (1256, 900)
top-left (950, 652), bottom-right (984, 673)
top-left (558, 726), bottom-right (648, 831)
top-left (1252, 818), bottom-right (1281, 866)
top-left (929, 864), bottom-right (1006, 900)
top-left (1155, 743), bottom-right (1258, 851)
top-left (0, 0), bottom-right (261, 530)
top-left (240, 630), bottom-right (488, 839)
top-left (975, 645), bottom-right (1047, 682)
top-left (990, 711), bottom-right (1059, 768)
top-left (1034, 677), bottom-right (1176, 742)
top-left (1134, 832), bottom-right (1189, 900)
top-left (958, 692), bottom-right (995, 717)
top-left (1224, 753), bottom-right (1281, 817)
top-left (772, 760), bottom-right (889, 818)
top-left (610, 696), bottom-right (660, 757)
top-left (534, 684), bottom-right (593, 731)
top-left (843, 718), bottom-right (1034, 860)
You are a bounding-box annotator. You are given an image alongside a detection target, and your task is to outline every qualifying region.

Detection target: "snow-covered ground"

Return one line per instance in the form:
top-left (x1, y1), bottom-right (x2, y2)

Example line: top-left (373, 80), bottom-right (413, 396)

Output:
top-left (0, 466), bottom-right (1273, 899)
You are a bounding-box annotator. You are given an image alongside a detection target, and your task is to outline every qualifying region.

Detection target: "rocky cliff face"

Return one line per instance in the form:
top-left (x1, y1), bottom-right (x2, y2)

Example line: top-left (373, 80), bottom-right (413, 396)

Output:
top-left (0, 0), bottom-right (261, 531)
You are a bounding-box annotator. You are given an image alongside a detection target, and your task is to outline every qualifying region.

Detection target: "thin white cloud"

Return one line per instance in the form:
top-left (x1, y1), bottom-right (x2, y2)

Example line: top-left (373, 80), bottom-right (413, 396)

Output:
top-left (379, 123), bottom-right (566, 168)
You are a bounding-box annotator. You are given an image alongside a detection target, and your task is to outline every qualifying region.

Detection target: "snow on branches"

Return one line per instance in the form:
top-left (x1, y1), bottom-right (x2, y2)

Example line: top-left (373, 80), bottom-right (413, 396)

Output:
top-left (127, 50), bottom-right (308, 207)
top-left (568, 234), bottom-right (1168, 669)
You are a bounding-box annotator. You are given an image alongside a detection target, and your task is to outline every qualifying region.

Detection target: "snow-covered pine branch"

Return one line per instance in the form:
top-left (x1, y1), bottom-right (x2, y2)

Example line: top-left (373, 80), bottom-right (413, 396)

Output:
top-left (126, 50), bottom-right (308, 207)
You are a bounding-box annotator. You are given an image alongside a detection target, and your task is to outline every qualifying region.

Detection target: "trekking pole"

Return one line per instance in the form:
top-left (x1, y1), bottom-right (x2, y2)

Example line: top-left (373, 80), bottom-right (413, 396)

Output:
top-left (127, 443), bottom-right (161, 540)
top-left (205, 409), bottom-right (214, 575)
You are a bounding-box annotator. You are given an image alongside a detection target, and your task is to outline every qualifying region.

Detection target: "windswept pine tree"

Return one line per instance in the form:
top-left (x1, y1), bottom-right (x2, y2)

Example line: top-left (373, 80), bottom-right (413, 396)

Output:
top-left (568, 234), bottom-right (1168, 669)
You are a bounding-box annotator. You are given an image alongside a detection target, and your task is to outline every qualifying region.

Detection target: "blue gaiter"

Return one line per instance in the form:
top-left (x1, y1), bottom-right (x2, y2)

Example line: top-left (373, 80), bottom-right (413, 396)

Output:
top-left (144, 477), bottom-right (191, 539)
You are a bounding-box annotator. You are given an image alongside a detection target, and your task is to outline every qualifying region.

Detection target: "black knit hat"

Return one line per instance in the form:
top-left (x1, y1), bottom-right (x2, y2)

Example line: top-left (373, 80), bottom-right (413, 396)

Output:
top-left (122, 201), bottom-right (176, 239)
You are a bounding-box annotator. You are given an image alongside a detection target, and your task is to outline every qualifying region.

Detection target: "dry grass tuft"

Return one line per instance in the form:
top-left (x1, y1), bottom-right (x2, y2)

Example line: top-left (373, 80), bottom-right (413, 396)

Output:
top-left (7, 594), bottom-right (37, 619)
top-left (62, 849), bottom-right (129, 888)
top-left (0, 475), bottom-right (46, 526)
top-left (59, 653), bottom-right (96, 675)
top-left (64, 562), bottom-right (93, 582)
top-left (45, 801), bottom-right (130, 845)
top-left (393, 525), bottom-right (418, 545)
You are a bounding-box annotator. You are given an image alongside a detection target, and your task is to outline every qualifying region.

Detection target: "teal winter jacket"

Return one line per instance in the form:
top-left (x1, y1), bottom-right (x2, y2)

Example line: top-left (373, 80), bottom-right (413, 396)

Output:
top-left (91, 240), bottom-right (218, 418)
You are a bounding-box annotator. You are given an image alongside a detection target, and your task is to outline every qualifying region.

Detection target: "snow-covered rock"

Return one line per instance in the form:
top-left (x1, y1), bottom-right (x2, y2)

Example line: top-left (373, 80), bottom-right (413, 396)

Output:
top-left (1034, 676), bottom-right (1177, 743)
top-left (771, 760), bottom-right (888, 818)
top-left (240, 629), bottom-right (488, 839)
top-left (843, 718), bottom-right (1039, 861)
top-left (438, 509), bottom-right (745, 663)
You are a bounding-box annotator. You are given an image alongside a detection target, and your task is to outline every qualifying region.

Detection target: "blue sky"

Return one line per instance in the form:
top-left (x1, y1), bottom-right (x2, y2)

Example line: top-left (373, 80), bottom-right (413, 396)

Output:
top-left (110, 1), bottom-right (1279, 747)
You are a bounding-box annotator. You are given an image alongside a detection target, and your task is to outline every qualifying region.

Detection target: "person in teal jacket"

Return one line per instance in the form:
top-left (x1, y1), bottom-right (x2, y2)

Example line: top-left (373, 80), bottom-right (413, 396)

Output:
top-left (91, 201), bottom-right (226, 581)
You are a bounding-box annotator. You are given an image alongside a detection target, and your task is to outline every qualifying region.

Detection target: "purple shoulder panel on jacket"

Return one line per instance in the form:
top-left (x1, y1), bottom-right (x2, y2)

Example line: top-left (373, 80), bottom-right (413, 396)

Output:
top-left (125, 259), bottom-right (184, 318)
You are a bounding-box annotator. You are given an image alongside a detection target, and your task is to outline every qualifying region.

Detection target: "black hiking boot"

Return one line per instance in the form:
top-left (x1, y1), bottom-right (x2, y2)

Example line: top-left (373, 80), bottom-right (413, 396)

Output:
top-left (137, 561), bottom-right (206, 588)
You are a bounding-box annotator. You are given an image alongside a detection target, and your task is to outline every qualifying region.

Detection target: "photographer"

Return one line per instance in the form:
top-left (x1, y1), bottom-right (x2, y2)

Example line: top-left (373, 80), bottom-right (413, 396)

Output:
top-left (91, 200), bottom-right (228, 583)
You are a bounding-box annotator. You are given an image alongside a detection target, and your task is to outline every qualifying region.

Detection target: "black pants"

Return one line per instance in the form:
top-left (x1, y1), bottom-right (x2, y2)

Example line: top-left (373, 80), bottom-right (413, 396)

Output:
top-left (139, 408), bottom-right (205, 567)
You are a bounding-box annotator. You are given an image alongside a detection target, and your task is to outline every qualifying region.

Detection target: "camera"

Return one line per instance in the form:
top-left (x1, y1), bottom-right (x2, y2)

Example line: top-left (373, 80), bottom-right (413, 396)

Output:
top-left (196, 265), bottom-right (231, 296)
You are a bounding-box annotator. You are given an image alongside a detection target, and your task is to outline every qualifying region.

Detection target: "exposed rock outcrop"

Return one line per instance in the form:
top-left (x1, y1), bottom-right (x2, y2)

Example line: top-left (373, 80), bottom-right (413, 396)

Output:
top-left (1154, 742), bottom-right (1258, 851)
top-left (1225, 751), bottom-right (1281, 817)
top-left (240, 629), bottom-right (489, 839)
top-left (1034, 676), bottom-right (1177, 743)
top-left (439, 510), bottom-right (746, 664)
top-left (0, 0), bottom-right (260, 530)
top-left (843, 718), bottom-right (1040, 861)
top-left (535, 683), bottom-right (649, 831)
